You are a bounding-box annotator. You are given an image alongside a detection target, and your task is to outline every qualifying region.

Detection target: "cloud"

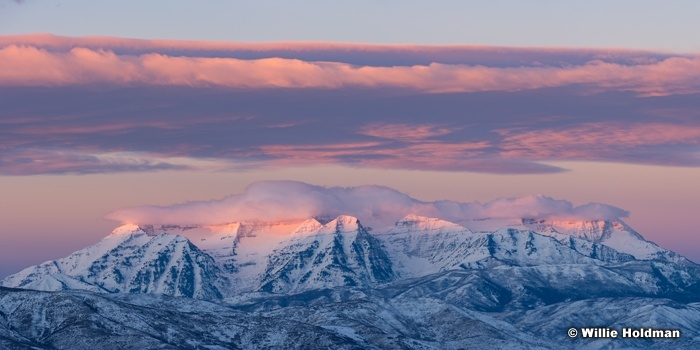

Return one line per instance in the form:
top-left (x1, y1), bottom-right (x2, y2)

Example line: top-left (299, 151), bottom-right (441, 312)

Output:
top-left (1, 84), bottom-right (699, 175)
top-left (0, 34), bottom-right (675, 68)
top-left (254, 140), bottom-right (564, 173)
top-left (498, 122), bottom-right (700, 165)
top-left (358, 123), bottom-right (454, 141)
top-left (105, 180), bottom-right (628, 228)
top-left (1, 37), bottom-right (700, 95)
top-left (0, 149), bottom-right (200, 175)
top-left (1, 35), bottom-right (699, 175)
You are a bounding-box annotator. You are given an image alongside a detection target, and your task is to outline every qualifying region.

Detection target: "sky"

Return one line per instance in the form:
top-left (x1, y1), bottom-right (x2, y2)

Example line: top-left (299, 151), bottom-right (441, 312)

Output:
top-left (1, 1), bottom-right (699, 278)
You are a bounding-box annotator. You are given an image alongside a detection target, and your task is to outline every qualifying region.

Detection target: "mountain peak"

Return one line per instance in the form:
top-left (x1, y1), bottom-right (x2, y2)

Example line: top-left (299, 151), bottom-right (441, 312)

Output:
top-left (518, 218), bottom-right (691, 263)
top-left (109, 224), bottom-right (144, 236)
top-left (328, 215), bottom-right (361, 232)
top-left (394, 214), bottom-right (466, 233)
top-left (291, 218), bottom-right (323, 235)
top-left (398, 213), bottom-right (426, 222)
top-left (522, 218), bottom-right (633, 242)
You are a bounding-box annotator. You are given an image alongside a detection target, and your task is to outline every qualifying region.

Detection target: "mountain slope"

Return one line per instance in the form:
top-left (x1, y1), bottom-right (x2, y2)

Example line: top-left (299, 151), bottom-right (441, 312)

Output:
top-left (2, 212), bottom-right (700, 349)
top-left (0, 287), bottom-right (369, 350)
top-left (2, 226), bottom-right (227, 299)
top-left (3, 214), bottom-right (697, 298)
top-left (379, 215), bottom-right (639, 277)
top-left (259, 216), bottom-right (395, 293)
top-left (4, 280), bottom-right (699, 350)
top-left (521, 219), bottom-right (690, 264)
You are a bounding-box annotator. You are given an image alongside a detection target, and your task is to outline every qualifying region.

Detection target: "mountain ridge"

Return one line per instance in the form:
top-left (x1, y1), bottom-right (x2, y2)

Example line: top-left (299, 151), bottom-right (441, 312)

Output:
top-left (3, 212), bottom-right (700, 349)
top-left (3, 213), bottom-right (697, 298)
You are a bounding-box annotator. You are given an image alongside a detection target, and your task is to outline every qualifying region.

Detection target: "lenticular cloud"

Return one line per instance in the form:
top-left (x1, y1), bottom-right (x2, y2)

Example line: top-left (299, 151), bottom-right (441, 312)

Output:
top-left (105, 181), bottom-right (628, 228)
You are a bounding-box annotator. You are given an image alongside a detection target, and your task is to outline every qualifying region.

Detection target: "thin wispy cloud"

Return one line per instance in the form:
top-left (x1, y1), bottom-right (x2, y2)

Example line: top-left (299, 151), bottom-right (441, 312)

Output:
top-left (1, 35), bottom-right (699, 175)
top-left (358, 123), bottom-right (455, 141)
top-left (0, 149), bottom-right (198, 175)
top-left (498, 122), bottom-right (700, 164)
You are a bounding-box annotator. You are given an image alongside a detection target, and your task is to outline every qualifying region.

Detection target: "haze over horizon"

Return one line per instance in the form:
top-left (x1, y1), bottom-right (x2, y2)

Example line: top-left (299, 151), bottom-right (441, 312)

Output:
top-left (1, 1), bottom-right (699, 279)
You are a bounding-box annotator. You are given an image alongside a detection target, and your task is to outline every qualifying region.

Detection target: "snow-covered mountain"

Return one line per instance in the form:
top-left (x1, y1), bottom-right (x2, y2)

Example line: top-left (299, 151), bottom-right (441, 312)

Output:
top-left (3, 214), bottom-right (697, 298)
top-left (380, 215), bottom-right (637, 275)
top-left (2, 225), bottom-right (227, 299)
top-left (2, 274), bottom-right (700, 349)
top-left (3, 209), bottom-right (699, 349)
top-left (259, 216), bottom-right (395, 293)
top-left (519, 218), bottom-right (692, 264)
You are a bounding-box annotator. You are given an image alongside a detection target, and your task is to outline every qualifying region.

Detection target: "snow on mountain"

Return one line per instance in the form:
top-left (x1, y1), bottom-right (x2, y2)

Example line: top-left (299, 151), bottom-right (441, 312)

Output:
top-left (379, 215), bottom-right (641, 277)
top-left (3, 279), bottom-right (700, 350)
top-left (3, 211), bottom-right (700, 350)
top-left (135, 220), bottom-right (310, 288)
top-left (2, 227), bottom-right (227, 299)
top-left (227, 220), bottom-right (319, 285)
top-left (378, 215), bottom-right (473, 275)
top-left (520, 218), bottom-right (691, 264)
top-left (258, 215), bottom-right (395, 293)
top-left (0, 287), bottom-right (370, 350)
top-left (3, 183), bottom-right (700, 349)
top-left (459, 228), bottom-right (601, 268)
top-left (3, 212), bottom-right (697, 299)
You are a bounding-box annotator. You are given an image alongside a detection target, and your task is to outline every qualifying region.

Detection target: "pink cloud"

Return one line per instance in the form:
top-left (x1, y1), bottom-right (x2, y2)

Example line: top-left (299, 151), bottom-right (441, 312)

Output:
top-left (255, 141), bottom-right (513, 172)
top-left (1, 36), bottom-right (699, 95)
top-left (105, 181), bottom-right (628, 227)
top-left (256, 142), bottom-right (386, 162)
top-left (499, 123), bottom-right (700, 161)
top-left (1, 35), bottom-right (698, 175)
top-left (358, 123), bottom-right (454, 141)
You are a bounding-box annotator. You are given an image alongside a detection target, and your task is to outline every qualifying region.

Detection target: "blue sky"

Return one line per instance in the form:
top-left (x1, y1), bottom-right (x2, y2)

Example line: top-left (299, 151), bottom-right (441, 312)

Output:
top-left (2, 1), bottom-right (700, 51)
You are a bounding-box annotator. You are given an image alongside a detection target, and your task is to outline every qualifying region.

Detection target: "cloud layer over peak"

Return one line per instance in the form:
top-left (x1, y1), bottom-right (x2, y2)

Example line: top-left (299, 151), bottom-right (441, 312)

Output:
top-left (105, 181), bottom-right (628, 228)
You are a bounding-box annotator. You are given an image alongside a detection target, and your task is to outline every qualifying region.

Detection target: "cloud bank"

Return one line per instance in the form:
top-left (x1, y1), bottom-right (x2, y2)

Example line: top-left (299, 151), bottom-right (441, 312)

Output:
top-left (1, 35), bottom-right (699, 175)
top-left (1, 43), bottom-right (700, 96)
top-left (105, 181), bottom-right (628, 228)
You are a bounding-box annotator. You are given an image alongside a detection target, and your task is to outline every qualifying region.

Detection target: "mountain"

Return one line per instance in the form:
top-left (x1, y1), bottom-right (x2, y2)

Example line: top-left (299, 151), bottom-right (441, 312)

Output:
top-left (380, 215), bottom-right (628, 275)
top-left (259, 216), bottom-right (395, 293)
top-left (0, 286), bottom-right (370, 350)
top-left (4, 214), bottom-right (698, 299)
top-left (2, 277), bottom-right (700, 349)
top-left (2, 225), bottom-right (227, 299)
top-left (520, 218), bottom-right (692, 264)
top-left (2, 212), bottom-right (699, 349)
